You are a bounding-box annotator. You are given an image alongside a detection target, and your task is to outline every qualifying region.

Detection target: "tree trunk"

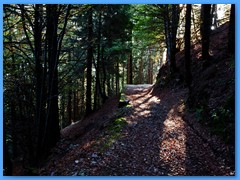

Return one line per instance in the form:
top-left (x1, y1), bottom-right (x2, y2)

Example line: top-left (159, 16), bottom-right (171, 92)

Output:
top-left (184, 4), bottom-right (192, 89)
top-left (211, 4), bottom-right (218, 29)
top-left (170, 4), bottom-right (180, 74)
top-left (86, 8), bottom-right (93, 116)
top-left (138, 59), bottom-right (143, 84)
top-left (116, 59), bottom-right (120, 94)
top-left (60, 94), bottom-right (65, 129)
top-left (127, 53), bottom-right (133, 84)
top-left (73, 91), bottom-right (78, 122)
top-left (44, 4), bottom-right (60, 152)
top-left (148, 57), bottom-right (153, 84)
top-left (101, 46), bottom-right (108, 103)
top-left (228, 4), bottom-right (235, 55)
top-left (34, 4), bottom-right (47, 162)
top-left (163, 5), bottom-right (171, 70)
top-left (94, 11), bottom-right (102, 110)
top-left (67, 88), bottom-right (72, 125)
top-left (201, 4), bottom-right (212, 60)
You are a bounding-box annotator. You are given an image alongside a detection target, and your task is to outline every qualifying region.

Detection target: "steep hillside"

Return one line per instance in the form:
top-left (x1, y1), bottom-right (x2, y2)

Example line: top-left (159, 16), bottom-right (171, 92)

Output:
top-left (155, 22), bottom-right (235, 145)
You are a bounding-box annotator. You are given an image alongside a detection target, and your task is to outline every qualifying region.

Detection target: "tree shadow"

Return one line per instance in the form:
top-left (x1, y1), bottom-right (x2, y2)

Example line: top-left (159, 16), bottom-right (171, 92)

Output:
top-left (42, 85), bottom-right (234, 176)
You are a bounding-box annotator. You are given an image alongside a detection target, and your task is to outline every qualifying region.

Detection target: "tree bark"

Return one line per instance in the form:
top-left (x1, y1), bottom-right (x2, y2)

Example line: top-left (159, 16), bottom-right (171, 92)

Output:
top-left (86, 8), bottom-right (93, 116)
top-left (94, 10), bottom-right (102, 110)
top-left (127, 53), bottom-right (133, 84)
top-left (34, 4), bottom-right (47, 161)
top-left (228, 4), bottom-right (235, 55)
top-left (67, 88), bottom-right (72, 125)
top-left (201, 4), bottom-right (212, 60)
top-left (44, 4), bottom-right (60, 153)
top-left (184, 4), bottom-right (192, 89)
top-left (170, 4), bottom-right (180, 74)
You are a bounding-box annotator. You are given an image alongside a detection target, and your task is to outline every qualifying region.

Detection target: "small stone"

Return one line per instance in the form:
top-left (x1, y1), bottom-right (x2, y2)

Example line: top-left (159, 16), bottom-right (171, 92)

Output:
top-left (75, 160), bottom-right (79, 164)
top-left (91, 161), bottom-right (97, 165)
top-left (72, 172), bottom-right (78, 176)
top-left (91, 153), bottom-right (98, 158)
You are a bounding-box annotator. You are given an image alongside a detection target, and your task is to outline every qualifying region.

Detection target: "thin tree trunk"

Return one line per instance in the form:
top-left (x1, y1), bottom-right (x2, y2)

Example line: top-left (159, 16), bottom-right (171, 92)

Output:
top-left (127, 53), bottom-right (133, 84)
top-left (185, 4), bottom-right (192, 90)
top-left (116, 59), bottom-right (119, 94)
top-left (67, 88), bottom-right (72, 125)
top-left (170, 4), bottom-right (179, 73)
top-left (73, 91), bottom-right (78, 122)
top-left (101, 46), bottom-right (108, 103)
top-left (163, 5), bottom-right (171, 72)
top-left (94, 11), bottom-right (102, 110)
top-left (201, 4), bottom-right (212, 60)
top-left (211, 4), bottom-right (218, 29)
top-left (139, 59), bottom-right (143, 84)
top-left (60, 94), bottom-right (65, 129)
top-left (86, 8), bottom-right (93, 116)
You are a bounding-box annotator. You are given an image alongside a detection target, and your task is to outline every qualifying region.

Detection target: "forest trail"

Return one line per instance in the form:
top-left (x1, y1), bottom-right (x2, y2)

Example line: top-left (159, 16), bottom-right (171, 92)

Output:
top-left (40, 84), bottom-right (234, 176)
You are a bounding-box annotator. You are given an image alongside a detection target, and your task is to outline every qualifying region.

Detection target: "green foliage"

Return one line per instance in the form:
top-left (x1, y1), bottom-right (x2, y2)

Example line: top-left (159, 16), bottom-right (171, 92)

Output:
top-left (209, 106), bottom-right (234, 143)
top-left (119, 92), bottom-right (127, 102)
top-left (99, 117), bottom-right (127, 153)
top-left (195, 106), bottom-right (204, 121)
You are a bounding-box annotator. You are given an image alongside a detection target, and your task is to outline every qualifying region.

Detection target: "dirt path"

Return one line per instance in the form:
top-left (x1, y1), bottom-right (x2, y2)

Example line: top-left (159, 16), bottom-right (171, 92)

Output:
top-left (40, 84), bottom-right (234, 176)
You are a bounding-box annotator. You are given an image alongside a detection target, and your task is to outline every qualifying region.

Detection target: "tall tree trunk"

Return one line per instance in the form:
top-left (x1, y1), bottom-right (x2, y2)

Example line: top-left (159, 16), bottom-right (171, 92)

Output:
top-left (94, 11), bottom-right (102, 110)
top-left (73, 91), bottom-right (78, 122)
top-left (201, 4), bottom-right (212, 60)
top-left (228, 4), bottom-right (235, 55)
top-left (163, 5), bottom-right (171, 70)
top-left (211, 4), bottom-right (218, 29)
top-left (80, 75), bottom-right (85, 115)
top-left (148, 57), bottom-right (153, 84)
top-left (67, 88), bottom-right (72, 125)
top-left (184, 4), bottom-right (192, 90)
top-left (138, 59), bottom-right (143, 84)
top-left (86, 8), bottom-right (93, 116)
top-left (122, 63), bottom-right (125, 89)
top-left (127, 53), bottom-right (133, 84)
top-left (116, 59), bottom-right (119, 94)
top-left (44, 4), bottom-right (60, 152)
top-left (101, 46), bottom-right (108, 103)
top-left (60, 94), bottom-right (65, 129)
top-left (34, 4), bottom-right (47, 162)
top-left (170, 4), bottom-right (180, 74)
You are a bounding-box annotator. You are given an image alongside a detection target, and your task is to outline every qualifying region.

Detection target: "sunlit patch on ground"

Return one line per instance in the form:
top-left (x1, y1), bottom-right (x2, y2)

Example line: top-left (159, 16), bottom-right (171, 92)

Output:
top-left (159, 105), bottom-right (187, 175)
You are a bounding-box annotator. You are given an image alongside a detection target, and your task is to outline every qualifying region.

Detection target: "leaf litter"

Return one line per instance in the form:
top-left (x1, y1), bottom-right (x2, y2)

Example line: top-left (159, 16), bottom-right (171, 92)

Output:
top-left (39, 84), bottom-right (235, 176)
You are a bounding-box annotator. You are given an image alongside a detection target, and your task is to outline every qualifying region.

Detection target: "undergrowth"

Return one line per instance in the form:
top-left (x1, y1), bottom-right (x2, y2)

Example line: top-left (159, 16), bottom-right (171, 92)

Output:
top-left (96, 92), bottom-right (132, 153)
top-left (193, 94), bottom-right (235, 144)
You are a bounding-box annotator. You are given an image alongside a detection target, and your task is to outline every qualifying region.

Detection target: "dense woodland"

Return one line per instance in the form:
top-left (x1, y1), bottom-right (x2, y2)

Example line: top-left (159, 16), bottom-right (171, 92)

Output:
top-left (3, 4), bottom-right (235, 175)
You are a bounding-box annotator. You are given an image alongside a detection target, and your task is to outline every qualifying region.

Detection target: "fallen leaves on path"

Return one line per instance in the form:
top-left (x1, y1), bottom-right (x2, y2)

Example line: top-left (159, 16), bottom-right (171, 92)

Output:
top-left (39, 84), bottom-right (235, 176)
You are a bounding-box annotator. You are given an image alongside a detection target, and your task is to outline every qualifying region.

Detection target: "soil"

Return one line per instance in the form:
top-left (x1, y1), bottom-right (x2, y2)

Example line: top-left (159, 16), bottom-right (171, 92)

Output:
top-left (39, 84), bottom-right (234, 176)
top-left (38, 22), bottom-right (235, 176)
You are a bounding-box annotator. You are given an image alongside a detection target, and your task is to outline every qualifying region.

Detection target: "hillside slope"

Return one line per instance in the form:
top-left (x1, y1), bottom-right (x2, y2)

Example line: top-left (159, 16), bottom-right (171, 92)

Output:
top-left (156, 22), bottom-right (235, 146)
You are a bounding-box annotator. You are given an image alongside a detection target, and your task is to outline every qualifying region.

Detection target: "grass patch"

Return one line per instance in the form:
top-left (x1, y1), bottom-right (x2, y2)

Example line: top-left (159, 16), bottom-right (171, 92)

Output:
top-left (119, 92), bottom-right (127, 102)
top-left (98, 116), bottom-right (127, 153)
top-left (95, 113), bottom-right (127, 153)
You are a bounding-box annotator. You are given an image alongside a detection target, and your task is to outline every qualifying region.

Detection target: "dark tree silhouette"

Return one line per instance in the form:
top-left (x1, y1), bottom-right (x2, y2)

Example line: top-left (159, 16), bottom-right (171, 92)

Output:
top-left (201, 4), bottom-right (212, 60)
top-left (86, 7), bottom-right (93, 115)
top-left (228, 4), bottom-right (235, 55)
top-left (184, 4), bottom-right (192, 90)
